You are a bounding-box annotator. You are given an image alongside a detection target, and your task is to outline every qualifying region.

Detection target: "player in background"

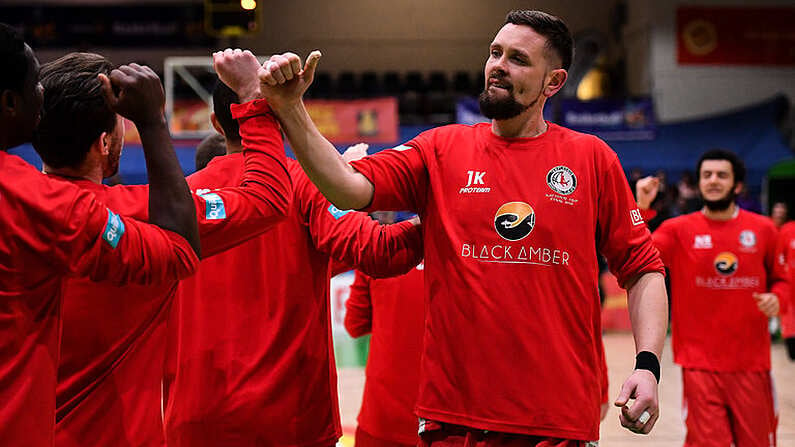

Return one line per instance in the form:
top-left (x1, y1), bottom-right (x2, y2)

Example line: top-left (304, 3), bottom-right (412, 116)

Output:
top-left (345, 211), bottom-right (425, 447)
top-left (0, 24), bottom-right (201, 446)
top-left (636, 149), bottom-right (788, 446)
top-left (33, 50), bottom-right (292, 446)
top-left (255, 8), bottom-right (667, 445)
top-left (776, 221), bottom-right (795, 360)
top-left (162, 79), bottom-right (423, 447)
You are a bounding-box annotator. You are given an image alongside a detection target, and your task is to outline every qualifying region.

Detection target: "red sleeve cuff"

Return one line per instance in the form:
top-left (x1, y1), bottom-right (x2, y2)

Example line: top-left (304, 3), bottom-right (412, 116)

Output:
top-left (230, 99), bottom-right (272, 119)
top-left (640, 208), bottom-right (657, 222)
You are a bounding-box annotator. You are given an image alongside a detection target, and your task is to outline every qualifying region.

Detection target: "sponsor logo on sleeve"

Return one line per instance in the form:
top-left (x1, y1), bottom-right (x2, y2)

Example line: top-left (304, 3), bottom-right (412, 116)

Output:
top-left (200, 193), bottom-right (226, 220)
top-left (102, 209), bottom-right (126, 249)
top-left (327, 204), bottom-right (353, 219)
top-left (393, 144), bottom-right (413, 152)
top-left (630, 209), bottom-right (644, 226)
top-left (693, 234), bottom-right (713, 249)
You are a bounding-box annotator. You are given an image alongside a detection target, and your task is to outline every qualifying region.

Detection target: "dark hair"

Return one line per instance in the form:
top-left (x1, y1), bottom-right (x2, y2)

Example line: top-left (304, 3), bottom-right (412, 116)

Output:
top-left (505, 10), bottom-right (574, 71)
top-left (195, 132), bottom-right (227, 171)
top-left (696, 149), bottom-right (746, 184)
top-left (34, 52), bottom-right (117, 169)
top-left (212, 80), bottom-right (241, 143)
top-left (0, 23), bottom-right (29, 92)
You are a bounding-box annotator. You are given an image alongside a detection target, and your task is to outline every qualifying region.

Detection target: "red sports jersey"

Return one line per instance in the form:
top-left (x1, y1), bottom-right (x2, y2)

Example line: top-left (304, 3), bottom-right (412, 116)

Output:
top-left (163, 157), bottom-right (423, 447)
top-left (0, 150), bottom-right (199, 447)
top-left (776, 221), bottom-right (795, 338)
top-left (345, 263), bottom-right (426, 445)
top-left (349, 122), bottom-right (662, 440)
top-left (652, 209), bottom-right (788, 371)
top-left (55, 100), bottom-right (292, 447)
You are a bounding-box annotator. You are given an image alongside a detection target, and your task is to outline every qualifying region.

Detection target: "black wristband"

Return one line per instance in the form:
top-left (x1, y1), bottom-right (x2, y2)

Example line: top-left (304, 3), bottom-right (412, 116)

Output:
top-left (635, 351), bottom-right (660, 383)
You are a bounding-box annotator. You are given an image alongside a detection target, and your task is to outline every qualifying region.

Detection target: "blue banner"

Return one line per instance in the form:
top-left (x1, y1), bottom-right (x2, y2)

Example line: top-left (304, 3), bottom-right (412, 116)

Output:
top-left (561, 98), bottom-right (656, 141)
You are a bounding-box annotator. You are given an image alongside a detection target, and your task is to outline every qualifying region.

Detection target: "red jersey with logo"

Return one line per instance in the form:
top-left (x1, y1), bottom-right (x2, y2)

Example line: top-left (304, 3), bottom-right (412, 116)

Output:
top-left (345, 263), bottom-right (426, 445)
top-left (777, 221), bottom-right (795, 338)
top-left (55, 100), bottom-right (292, 447)
top-left (652, 209), bottom-right (788, 371)
top-left (349, 122), bottom-right (662, 440)
top-left (163, 157), bottom-right (423, 447)
top-left (0, 150), bottom-right (199, 447)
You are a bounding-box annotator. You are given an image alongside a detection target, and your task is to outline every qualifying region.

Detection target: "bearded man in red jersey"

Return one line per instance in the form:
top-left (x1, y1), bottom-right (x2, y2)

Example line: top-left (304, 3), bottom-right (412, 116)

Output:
top-left (250, 9), bottom-right (668, 446)
top-left (0, 24), bottom-right (200, 446)
top-left (637, 149), bottom-right (788, 446)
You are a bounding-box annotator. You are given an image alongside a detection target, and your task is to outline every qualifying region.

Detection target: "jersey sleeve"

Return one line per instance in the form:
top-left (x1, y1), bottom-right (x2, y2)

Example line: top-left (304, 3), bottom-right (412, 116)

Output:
top-left (348, 133), bottom-right (431, 213)
top-left (767, 224), bottom-right (790, 313)
top-left (344, 270), bottom-right (373, 337)
top-left (185, 99), bottom-right (292, 257)
top-left (296, 169), bottom-right (424, 278)
top-left (650, 220), bottom-right (678, 268)
top-left (57, 188), bottom-right (199, 285)
top-left (596, 145), bottom-right (665, 287)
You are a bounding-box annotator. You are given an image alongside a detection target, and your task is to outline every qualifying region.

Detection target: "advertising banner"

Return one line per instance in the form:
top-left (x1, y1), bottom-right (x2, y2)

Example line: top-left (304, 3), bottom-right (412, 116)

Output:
top-left (560, 98), bottom-right (655, 141)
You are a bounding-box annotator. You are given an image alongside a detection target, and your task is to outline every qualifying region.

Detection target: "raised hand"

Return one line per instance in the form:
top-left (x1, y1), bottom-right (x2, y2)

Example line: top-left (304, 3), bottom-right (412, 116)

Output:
top-left (258, 51), bottom-right (321, 110)
top-left (212, 48), bottom-right (262, 102)
top-left (635, 176), bottom-right (660, 210)
top-left (614, 369), bottom-right (659, 435)
top-left (98, 64), bottom-right (165, 126)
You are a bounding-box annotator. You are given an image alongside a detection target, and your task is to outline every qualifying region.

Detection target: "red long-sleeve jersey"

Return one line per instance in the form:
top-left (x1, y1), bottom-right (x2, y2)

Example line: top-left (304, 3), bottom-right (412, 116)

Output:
top-left (776, 221), bottom-right (795, 338)
top-left (345, 264), bottom-right (425, 445)
top-left (349, 122), bottom-right (663, 440)
top-left (0, 149), bottom-right (199, 447)
top-left (55, 100), bottom-right (292, 447)
top-left (163, 157), bottom-right (423, 447)
top-left (652, 209), bottom-right (788, 371)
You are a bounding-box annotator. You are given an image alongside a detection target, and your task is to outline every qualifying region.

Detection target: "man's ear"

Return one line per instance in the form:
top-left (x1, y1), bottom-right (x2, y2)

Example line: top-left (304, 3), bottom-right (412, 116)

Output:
top-left (1, 90), bottom-right (18, 116)
top-left (210, 113), bottom-right (225, 136)
top-left (543, 68), bottom-right (567, 98)
top-left (734, 181), bottom-right (744, 196)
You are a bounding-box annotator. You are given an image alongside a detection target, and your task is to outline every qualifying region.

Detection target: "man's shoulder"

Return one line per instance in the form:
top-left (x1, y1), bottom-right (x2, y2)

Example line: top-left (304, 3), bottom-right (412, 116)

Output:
top-left (739, 209), bottom-right (777, 230)
top-left (661, 212), bottom-right (701, 230)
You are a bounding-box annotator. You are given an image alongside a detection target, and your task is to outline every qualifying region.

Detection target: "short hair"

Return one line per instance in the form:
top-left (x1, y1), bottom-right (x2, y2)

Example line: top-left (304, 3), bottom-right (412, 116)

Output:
top-left (34, 52), bottom-right (116, 169)
top-left (195, 132), bottom-right (227, 171)
top-left (696, 149), bottom-right (746, 184)
top-left (505, 10), bottom-right (574, 71)
top-left (212, 81), bottom-right (241, 143)
top-left (0, 23), bottom-right (29, 92)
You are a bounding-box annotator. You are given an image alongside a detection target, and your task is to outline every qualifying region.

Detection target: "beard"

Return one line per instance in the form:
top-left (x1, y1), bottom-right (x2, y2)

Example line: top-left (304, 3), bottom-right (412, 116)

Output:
top-left (478, 87), bottom-right (530, 120)
top-left (702, 188), bottom-right (736, 211)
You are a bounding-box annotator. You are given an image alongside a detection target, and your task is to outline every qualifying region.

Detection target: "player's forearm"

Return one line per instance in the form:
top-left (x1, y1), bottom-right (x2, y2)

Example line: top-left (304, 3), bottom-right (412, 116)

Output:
top-left (626, 271), bottom-right (667, 358)
top-left (138, 117), bottom-right (201, 257)
top-left (274, 101), bottom-right (373, 210)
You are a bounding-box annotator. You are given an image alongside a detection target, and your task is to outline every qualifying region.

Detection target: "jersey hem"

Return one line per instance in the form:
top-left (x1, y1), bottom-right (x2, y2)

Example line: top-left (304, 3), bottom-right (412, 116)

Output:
top-left (416, 406), bottom-right (596, 441)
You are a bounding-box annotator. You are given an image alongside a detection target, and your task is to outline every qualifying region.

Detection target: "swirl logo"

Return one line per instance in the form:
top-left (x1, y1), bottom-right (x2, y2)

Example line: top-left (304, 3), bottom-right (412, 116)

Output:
top-left (494, 202), bottom-right (536, 241)
top-left (714, 252), bottom-right (738, 276)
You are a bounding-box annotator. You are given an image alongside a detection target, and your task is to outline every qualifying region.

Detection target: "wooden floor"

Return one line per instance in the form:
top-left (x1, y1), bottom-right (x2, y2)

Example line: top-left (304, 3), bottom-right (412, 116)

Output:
top-left (337, 333), bottom-right (795, 446)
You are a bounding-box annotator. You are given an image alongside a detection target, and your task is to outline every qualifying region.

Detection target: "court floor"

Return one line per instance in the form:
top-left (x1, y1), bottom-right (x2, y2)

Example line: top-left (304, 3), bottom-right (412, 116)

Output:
top-left (337, 333), bottom-right (795, 446)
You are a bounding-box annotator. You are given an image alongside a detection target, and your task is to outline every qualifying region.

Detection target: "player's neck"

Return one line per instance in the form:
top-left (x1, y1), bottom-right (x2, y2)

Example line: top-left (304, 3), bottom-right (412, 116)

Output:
top-left (226, 141), bottom-right (243, 155)
top-left (491, 111), bottom-right (548, 139)
top-left (43, 163), bottom-right (103, 184)
top-left (701, 202), bottom-right (739, 221)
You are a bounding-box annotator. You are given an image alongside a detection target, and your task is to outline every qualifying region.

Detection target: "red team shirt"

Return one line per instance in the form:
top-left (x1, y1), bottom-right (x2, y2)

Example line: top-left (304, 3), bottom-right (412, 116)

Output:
top-left (54, 100), bottom-right (292, 447)
top-left (652, 209), bottom-right (788, 372)
top-left (349, 122), bottom-right (663, 440)
top-left (778, 222), bottom-right (795, 338)
top-left (163, 157), bottom-right (423, 447)
top-left (345, 264), bottom-right (426, 445)
top-left (0, 150), bottom-right (199, 447)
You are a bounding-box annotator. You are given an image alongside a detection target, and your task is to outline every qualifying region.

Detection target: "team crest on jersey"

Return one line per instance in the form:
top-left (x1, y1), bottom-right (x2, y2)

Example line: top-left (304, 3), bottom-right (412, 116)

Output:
top-left (546, 166), bottom-right (577, 195)
top-left (714, 251), bottom-right (738, 276)
top-left (494, 201), bottom-right (536, 241)
top-left (738, 230), bottom-right (756, 248)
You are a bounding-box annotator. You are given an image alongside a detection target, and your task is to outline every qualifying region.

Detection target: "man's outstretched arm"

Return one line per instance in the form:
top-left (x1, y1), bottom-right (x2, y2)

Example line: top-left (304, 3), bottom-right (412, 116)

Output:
top-left (100, 64), bottom-right (201, 257)
top-left (259, 51), bottom-right (374, 210)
